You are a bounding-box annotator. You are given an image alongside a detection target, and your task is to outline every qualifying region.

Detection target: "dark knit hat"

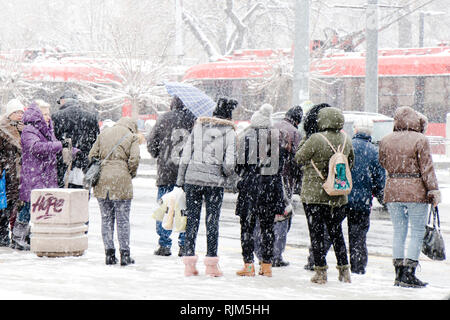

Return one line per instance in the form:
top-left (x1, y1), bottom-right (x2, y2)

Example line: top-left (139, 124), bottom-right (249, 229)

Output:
top-left (285, 105), bottom-right (303, 125)
top-left (57, 90), bottom-right (78, 104)
top-left (213, 97), bottom-right (238, 120)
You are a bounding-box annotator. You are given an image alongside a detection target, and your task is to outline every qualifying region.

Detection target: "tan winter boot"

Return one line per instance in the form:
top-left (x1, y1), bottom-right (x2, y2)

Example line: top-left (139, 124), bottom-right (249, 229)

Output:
top-left (183, 255), bottom-right (199, 276)
top-left (236, 263), bottom-right (255, 277)
top-left (311, 265), bottom-right (328, 284)
top-left (337, 265), bottom-right (352, 283)
top-left (204, 256), bottom-right (223, 277)
top-left (258, 263), bottom-right (272, 277)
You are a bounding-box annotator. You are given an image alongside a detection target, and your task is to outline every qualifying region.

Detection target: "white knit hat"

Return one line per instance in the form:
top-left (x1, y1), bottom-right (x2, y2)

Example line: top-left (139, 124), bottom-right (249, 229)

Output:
top-left (300, 100), bottom-right (314, 115)
top-left (353, 117), bottom-right (374, 135)
top-left (5, 99), bottom-right (25, 118)
top-left (251, 103), bottom-right (273, 128)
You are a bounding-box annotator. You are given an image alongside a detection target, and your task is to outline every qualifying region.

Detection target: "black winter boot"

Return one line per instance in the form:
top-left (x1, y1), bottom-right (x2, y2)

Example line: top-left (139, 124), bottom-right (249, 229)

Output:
top-left (393, 259), bottom-right (404, 286)
top-left (0, 213), bottom-right (10, 247)
top-left (154, 246), bottom-right (171, 256)
top-left (178, 245), bottom-right (185, 257)
top-left (120, 250), bottom-right (135, 266)
top-left (105, 249), bottom-right (117, 265)
top-left (11, 221), bottom-right (30, 251)
top-left (399, 259), bottom-right (428, 288)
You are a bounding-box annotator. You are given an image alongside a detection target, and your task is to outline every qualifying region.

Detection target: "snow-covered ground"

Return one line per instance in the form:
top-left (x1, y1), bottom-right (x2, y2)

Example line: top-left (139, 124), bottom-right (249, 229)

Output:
top-left (1, 168), bottom-right (450, 301)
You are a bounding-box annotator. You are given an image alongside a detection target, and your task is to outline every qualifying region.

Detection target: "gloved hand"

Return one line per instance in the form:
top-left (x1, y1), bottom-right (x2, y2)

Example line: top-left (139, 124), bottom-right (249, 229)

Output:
top-left (62, 148), bottom-right (72, 165)
top-left (428, 190), bottom-right (441, 207)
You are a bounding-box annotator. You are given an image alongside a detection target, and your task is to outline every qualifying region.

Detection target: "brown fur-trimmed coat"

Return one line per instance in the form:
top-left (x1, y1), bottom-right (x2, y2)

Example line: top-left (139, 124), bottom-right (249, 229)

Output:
top-left (379, 106), bottom-right (439, 203)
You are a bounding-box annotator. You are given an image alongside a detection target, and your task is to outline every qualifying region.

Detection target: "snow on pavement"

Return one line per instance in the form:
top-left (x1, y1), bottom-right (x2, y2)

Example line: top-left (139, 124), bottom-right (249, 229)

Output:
top-left (1, 176), bottom-right (450, 300)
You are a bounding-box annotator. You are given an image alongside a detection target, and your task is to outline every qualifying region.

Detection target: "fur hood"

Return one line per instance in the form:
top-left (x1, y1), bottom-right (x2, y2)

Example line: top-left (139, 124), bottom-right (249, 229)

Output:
top-left (393, 106), bottom-right (424, 133)
top-left (197, 116), bottom-right (236, 130)
top-left (0, 116), bottom-right (22, 151)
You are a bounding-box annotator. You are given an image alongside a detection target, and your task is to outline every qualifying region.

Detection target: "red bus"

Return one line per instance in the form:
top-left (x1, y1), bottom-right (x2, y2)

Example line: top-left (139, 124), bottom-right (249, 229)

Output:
top-left (183, 46), bottom-right (450, 138)
top-left (1, 54), bottom-right (164, 125)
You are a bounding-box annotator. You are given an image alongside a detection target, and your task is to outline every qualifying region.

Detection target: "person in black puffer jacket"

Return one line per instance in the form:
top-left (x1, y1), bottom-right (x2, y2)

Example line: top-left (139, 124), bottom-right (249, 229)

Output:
top-left (52, 90), bottom-right (100, 188)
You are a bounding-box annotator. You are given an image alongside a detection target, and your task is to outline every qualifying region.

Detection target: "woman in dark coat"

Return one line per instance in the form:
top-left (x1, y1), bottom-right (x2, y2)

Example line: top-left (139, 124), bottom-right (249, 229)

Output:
top-left (343, 118), bottom-right (385, 275)
top-left (147, 96), bottom-right (196, 257)
top-left (0, 99), bottom-right (25, 246)
top-left (235, 103), bottom-right (285, 277)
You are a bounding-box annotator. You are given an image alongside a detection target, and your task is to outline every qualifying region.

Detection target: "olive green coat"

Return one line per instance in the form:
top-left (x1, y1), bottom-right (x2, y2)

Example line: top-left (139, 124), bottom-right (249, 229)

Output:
top-left (295, 107), bottom-right (354, 207)
top-left (88, 117), bottom-right (140, 200)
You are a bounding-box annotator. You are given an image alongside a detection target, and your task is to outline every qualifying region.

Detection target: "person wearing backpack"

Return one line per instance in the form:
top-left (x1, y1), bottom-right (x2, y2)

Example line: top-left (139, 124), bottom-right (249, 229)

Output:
top-left (295, 107), bottom-right (354, 284)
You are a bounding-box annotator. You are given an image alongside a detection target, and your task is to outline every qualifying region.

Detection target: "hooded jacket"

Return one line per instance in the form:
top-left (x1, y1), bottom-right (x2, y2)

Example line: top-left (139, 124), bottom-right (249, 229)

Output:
top-left (295, 107), bottom-right (354, 207)
top-left (19, 103), bottom-right (63, 202)
top-left (379, 106), bottom-right (438, 203)
top-left (176, 116), bottom-right (237, 188)
top-left (346, 132), bottom-right (385, 210)
top-left (147, 101), bottom-right (196, 186)
top-left (0, 115), bottom-right (22, 202)
top-left (88, 117), bottom-right (140, 200)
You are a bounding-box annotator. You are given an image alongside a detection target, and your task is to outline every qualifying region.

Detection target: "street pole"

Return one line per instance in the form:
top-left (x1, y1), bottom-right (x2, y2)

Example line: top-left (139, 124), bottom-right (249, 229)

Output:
top-left (419, 11), bottom-right (425, 47)
top-left (175, 0), bottom-right (184, 67)
top-left (364, 0), bottom-right (379, 113)
top-left (415, 12), bottom-right (425, 114)
top-left (292, 0), bottom-right (310, 106)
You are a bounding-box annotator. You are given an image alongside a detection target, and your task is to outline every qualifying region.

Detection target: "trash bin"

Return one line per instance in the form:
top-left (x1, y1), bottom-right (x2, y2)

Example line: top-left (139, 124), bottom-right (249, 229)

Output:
top-left (30, 188), bottom-right (89, 257)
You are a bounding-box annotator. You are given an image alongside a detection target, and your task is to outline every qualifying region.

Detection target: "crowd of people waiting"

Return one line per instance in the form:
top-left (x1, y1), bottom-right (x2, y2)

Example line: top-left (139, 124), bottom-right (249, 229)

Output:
top-left (0, 89), bottom-right (441, 288)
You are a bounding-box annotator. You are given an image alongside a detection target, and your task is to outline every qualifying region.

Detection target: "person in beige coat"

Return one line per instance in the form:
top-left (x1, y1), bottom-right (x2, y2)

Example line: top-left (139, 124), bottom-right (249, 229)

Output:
top-left (88, 117), bottom-right (140, 266)
top-left (379, 106), bottom-right (440, 288)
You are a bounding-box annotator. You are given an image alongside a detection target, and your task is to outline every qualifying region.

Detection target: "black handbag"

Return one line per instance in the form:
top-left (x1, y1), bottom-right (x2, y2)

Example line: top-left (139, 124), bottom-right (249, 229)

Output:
top-left (422, 206), bottom-right (446, 261)
top-left (83, 132), bottom-right (131, 189)
top-left (83, 157), bottom-right (102, 188)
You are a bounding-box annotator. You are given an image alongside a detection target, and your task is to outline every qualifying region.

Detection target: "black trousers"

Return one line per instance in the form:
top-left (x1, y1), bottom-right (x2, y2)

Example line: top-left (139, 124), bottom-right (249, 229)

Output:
top-left (303, 203), bottom-right (349, 267)
top-left (184, 184), bottom-right (224, 257)
top-left (343, 205), bottom-right (371, 273)
top-left (239, 206), bottom-right (275, 264)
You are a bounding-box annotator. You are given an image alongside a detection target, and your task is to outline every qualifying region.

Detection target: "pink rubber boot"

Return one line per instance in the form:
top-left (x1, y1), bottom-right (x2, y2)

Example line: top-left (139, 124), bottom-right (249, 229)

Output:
top-left (204, 256), bottom-right (223, 277)
top-left (183, 255), bottom-right (199, 276)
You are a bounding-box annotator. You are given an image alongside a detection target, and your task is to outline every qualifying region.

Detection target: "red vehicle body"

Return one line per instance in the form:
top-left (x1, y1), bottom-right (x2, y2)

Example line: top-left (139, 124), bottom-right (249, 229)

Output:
top-left (0, 55), bottom-right (158, 123)
top-left (183, 46), bottom-right (450, 153)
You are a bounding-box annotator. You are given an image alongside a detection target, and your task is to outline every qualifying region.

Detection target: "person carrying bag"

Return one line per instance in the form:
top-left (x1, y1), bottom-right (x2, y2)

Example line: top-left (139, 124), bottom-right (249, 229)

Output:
top-left (422, 206), bottom-right (446, 261)
top-left (88, 117), bottom-right (140, 266)
top-left (83, 133), bottom-right (131, 189)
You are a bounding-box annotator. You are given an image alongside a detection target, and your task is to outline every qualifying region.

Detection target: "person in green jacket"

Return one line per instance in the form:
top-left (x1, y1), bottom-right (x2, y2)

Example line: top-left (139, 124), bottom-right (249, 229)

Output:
top-left (295, 106), bottom-right (354, 284)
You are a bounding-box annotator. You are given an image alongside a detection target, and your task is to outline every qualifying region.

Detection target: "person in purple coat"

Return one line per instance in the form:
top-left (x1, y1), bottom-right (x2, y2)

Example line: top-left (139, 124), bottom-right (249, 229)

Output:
top-left (12, 100), bottom-right (77, 250)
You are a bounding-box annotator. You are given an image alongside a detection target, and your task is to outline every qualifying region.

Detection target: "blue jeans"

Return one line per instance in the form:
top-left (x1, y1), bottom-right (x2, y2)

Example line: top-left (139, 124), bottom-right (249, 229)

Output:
top-left (156, 185), bottom-right (185, 248)
top-left (17, 202), bottom-right (31, 223)
top-left (386, 202), bottom-right (429, 261)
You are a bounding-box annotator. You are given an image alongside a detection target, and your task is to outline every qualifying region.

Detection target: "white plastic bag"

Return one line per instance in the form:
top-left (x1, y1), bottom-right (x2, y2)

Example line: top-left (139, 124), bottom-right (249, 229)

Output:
top-left (161, 187), bottom-right (186, 231)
